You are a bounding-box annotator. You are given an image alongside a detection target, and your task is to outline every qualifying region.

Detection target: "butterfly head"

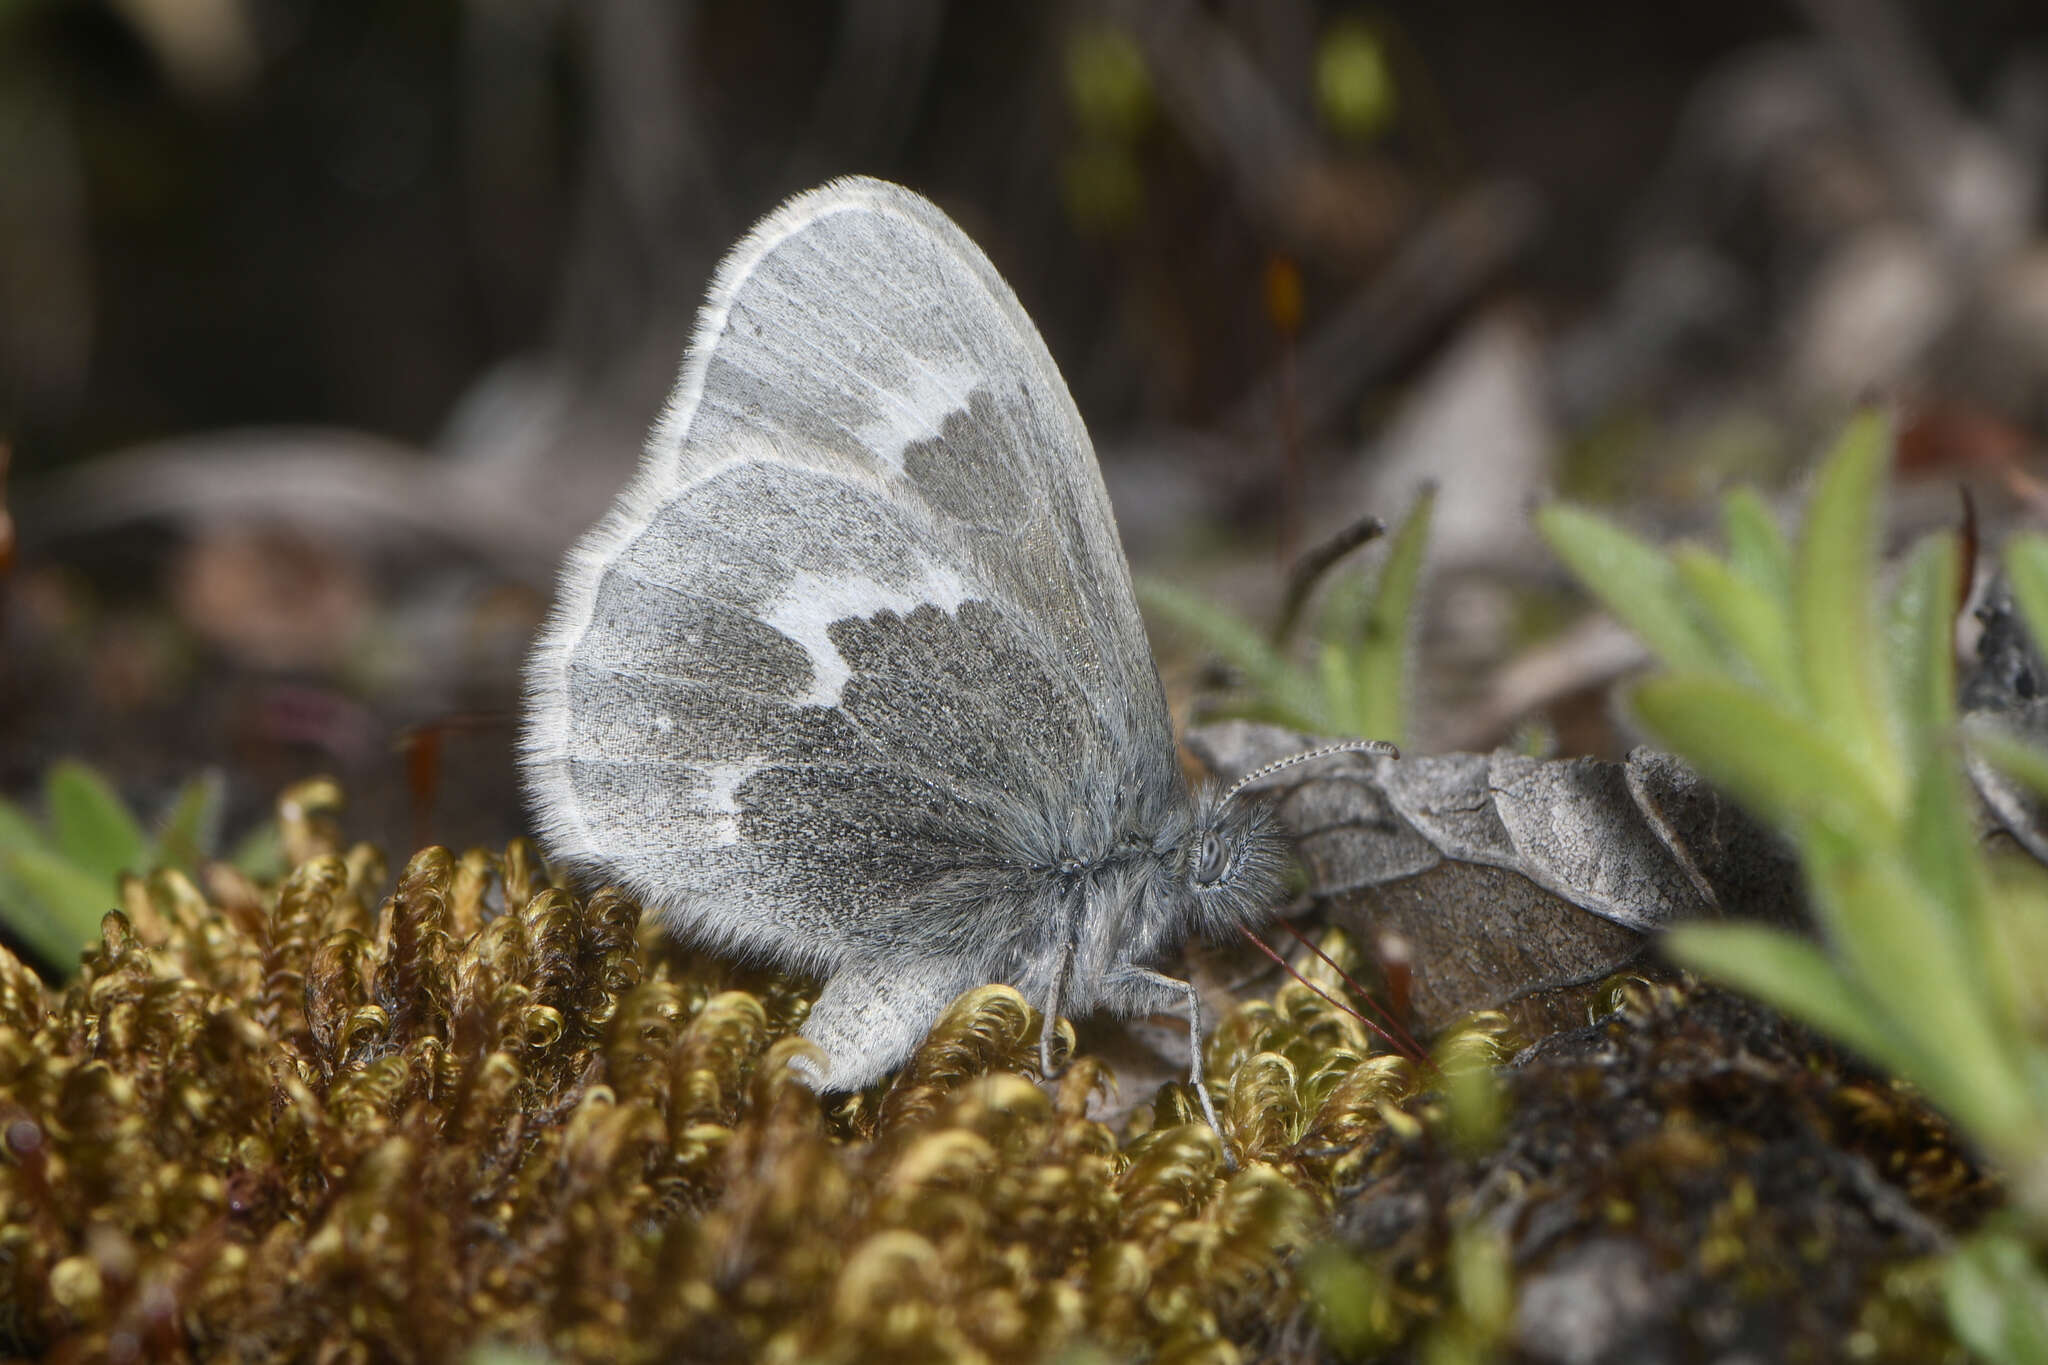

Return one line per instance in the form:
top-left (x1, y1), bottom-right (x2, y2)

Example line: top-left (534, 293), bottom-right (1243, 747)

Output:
top-left (1177, 785), bottom-right (1287, 937)
top-left (1175, 737), bottom-right (1400, 940)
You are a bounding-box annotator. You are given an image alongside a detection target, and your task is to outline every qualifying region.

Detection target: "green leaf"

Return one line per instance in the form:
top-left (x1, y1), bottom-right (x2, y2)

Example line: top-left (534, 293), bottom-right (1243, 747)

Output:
top-left (1538, 504), bottom-right (1721, 676)
top-left (1801, 826), bottom-right (2032, 1145)
top-left (1350, 487), bottom-right (1433, 747)
top-left (1901, 757), bottom-right (2008, 1040)
top-left (228, 819), bottom-right (286, 883)
top-left (1945, 1229), bottom-right (2048, 1365)
top-left (1630, 674), bottom-right (1894, 840)
top-left (44, 759), bottom-right (148, 887)
top-left (2006, 535), bottom-right (2048, 655)
top-left (1298, 1244), bottom-right (1394, 1358)
top-left (1447, 1226), bottom-right (1512, 1335)
top-left (1316, 640), bottom-right (1355, 734)
top-left (1794, 411), bottom-right (1904, 809)
top-left (1956, 725), bottom-right (2048, 1055)
top-left (1672, 547), bottom-right (1800, 700)
top-left (1138, 578), bottom-right (1327, 731)
top-left (1664, 922), bottom-right (1902, 1079)
top-left (1904, 745), bottom-right (1993, 930)
top-left (1314, 568), bottom-right (1370, 731)
top-left (153, 769), bottom-right (225, 870)
top-left (1885, 532), bottom-right (1959, 765)
top-left (1313, 563), bottom-right (1371, 657)
top-left (0, 844), bottom-right (118, 970)
top-left (1720, 486), bottom-right (1794, 611)
top-left (0, 793), bottom-right (55, 859)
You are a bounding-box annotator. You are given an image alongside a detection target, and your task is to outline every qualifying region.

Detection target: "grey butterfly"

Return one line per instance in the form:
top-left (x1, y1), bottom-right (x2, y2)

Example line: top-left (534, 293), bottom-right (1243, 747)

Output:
top-left (521, 176), bottom-right (1386, 1121)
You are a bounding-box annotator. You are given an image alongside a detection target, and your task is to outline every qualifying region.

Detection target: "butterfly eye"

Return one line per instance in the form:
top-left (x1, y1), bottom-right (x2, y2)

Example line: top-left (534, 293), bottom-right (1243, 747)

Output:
top-left (1193, 831), bottom-right (1229, 886)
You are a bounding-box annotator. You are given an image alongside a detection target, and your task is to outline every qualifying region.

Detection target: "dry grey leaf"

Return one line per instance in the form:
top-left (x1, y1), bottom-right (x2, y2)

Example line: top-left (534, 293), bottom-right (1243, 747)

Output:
top-left (1189, 721), bottom-right (1801, 1035)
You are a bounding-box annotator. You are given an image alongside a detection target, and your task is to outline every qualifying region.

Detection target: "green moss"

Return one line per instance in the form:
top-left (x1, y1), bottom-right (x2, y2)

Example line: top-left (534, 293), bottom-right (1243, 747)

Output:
top-left (0, 783), bottom-right (1496, 1363)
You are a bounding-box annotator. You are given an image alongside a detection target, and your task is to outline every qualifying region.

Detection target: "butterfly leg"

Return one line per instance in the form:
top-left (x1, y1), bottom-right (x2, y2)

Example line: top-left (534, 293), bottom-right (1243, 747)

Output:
top-left (794, 957), bottom-right (978, 1092)
top-left (1108, 967), bottom-right (1233, 1164)
top-left (1038, 936), bottom-right (1077, 1080)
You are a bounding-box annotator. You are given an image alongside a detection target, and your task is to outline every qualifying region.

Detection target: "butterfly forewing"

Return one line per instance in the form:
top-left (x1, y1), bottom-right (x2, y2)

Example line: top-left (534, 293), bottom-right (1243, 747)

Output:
top-left (523, 178), bottom-right (1182, 983)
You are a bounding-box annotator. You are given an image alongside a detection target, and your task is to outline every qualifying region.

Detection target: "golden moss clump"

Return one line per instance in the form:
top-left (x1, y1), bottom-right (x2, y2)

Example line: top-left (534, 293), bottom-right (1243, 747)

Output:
top-left (0, 786), bottom-right (1477, 1363)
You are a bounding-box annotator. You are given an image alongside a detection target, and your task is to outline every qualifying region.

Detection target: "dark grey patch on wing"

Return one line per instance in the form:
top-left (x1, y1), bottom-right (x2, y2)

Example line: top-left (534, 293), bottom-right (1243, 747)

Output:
top-left (901, 389), bottom-right (1031, 531)
top-left (697, 213), bottom-right (1156, 689)
top-left (898, 386), bottom-right (1172, 756)
top-left (733, 759), bottom-right (1050, 958)
top-left (574, 574), bottom-right (815, 698)
top-left (558, 594), bottom-right (1119, 956)
top-left (897, 386), bottom-right (1155, 695)
top-left (710, 598), bottom-right (1150, 958)
top-left (827, 599), bottom-right (1096, 794)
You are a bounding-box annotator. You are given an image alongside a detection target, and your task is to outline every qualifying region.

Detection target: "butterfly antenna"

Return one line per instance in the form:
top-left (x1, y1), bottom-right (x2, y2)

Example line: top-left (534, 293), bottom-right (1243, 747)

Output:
top-left (1270, 917), bottom-right (1433, 1066)
top-left (1220, 738), bottom-right (1398, 808)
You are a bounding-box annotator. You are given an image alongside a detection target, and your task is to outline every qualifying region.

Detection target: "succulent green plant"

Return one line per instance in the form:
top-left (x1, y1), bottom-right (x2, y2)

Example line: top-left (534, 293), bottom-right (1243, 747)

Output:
top-left (1140, 488), bottom-right (1435, 748)
top-left (1539, 411), bottom-right (2048, 1362)
top-left (0, 761), bottom-right (240, 973)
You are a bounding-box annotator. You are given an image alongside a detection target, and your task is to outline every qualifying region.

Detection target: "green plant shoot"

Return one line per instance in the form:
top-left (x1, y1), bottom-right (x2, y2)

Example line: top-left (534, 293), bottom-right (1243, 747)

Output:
top-left (0, 761), bottom-right (225, 973)
top-left (1140, 488), bottom-right (1435, 748)
top-left (1541, 411), bottom-right (2048, 1363)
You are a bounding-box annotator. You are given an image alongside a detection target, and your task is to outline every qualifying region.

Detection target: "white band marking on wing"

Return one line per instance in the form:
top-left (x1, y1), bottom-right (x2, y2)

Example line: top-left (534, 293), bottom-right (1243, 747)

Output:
top-left (764, 565), bottom-right (972, 706)
top-left (853, 362), bottom-right (981, 472)
top-left (700, 762), bottom-right (751, 845)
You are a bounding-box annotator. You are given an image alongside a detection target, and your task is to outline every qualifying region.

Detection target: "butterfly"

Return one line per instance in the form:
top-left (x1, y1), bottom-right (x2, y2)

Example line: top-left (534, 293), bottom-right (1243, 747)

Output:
top-left (521, 177), bottom-right (1389, 1125)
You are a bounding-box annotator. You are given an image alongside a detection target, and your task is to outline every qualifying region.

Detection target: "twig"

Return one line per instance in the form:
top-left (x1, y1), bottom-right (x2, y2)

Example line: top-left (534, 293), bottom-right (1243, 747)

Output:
top-left (1272, 514), bottom-right (1386, 647)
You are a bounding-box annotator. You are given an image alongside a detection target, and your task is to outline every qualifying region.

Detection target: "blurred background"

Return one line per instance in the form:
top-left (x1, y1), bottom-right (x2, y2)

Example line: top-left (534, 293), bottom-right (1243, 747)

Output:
top-left (2, 0), bottom-right (2046, 874)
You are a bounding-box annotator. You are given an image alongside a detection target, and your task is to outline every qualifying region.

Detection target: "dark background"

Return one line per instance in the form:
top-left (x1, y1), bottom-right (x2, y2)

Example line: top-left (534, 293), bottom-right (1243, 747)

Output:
top-left (3, 0), bottom-right (2044, 856)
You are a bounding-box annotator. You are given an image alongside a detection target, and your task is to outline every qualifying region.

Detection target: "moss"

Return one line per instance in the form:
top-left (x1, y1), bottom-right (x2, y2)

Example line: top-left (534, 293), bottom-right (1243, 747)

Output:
top-left (0, 784), bottom-right (1498, 1363)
